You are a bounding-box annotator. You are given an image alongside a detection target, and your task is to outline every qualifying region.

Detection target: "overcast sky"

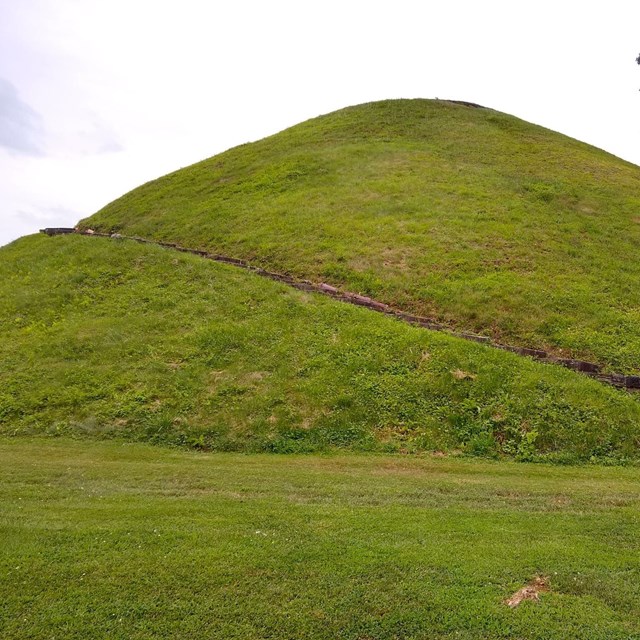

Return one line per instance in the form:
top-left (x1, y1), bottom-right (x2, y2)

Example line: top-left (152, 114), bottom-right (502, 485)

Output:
top-left (1, 0), bottom-right (639, 247)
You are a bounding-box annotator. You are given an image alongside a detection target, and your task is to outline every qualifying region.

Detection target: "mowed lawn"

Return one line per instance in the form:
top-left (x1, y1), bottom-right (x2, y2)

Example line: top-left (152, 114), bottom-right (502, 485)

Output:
top-left (1, 439), bottom-right (639, 639)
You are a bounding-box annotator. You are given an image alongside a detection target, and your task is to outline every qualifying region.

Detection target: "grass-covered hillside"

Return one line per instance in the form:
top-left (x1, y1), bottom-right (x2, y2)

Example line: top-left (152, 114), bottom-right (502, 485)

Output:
top-left (81, 99), bottom-right (640, 374)
top-left (1, 233), bottom-right (639, 461)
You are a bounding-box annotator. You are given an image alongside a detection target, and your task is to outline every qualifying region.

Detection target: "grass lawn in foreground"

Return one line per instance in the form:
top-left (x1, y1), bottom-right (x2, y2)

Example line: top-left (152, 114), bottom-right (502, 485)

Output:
top-left (1, 438), bottom-right (639, 639)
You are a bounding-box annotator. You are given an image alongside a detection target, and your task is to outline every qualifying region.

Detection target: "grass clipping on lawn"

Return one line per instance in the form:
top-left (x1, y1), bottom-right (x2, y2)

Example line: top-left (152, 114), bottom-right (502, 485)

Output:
top-left (505, 576), bottom-right (551, 608)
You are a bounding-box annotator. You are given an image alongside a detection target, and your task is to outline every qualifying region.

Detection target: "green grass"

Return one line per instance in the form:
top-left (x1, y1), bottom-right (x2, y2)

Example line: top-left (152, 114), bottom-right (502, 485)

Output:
top-left (2, 438), bottom-right (640, 639)
top-left (1, 234), bottom-right (640, 461)
top-left (6, 100), bottom-right (640, 639)
top-left (81, 99), bottom-right (640, 374)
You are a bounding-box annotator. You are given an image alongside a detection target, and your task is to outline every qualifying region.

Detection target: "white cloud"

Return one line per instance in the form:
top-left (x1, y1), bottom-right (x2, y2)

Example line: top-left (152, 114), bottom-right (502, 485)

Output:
top-left (49, 111), bottom-right (124, 157)
top-left (0, 77), bottom-right (44, 155)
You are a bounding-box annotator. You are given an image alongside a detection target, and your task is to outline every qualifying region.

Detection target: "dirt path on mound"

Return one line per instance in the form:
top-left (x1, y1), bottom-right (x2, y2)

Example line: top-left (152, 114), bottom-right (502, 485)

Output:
top-left (41, 227), bottom-right (640, 392)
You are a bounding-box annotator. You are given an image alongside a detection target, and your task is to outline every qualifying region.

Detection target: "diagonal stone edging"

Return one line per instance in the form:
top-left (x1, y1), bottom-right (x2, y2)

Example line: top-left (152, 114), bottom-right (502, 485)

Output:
top-left (41, 227), bottom-right (640, 392)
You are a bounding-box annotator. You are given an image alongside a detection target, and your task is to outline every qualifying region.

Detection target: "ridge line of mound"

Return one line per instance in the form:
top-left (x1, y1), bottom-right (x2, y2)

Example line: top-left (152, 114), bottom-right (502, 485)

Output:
top-left (41, 227), bottom-right (640, 392)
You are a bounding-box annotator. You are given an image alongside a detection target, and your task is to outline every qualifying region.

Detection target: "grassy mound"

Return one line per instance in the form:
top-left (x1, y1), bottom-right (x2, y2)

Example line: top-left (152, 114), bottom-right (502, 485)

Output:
top-left (1, 234), bottom-right (639, 461)
top-left (81, 99), bottom-right (640, 374)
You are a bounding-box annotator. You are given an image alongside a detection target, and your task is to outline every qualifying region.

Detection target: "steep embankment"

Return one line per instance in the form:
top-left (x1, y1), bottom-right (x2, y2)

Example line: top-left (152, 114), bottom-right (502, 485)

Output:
top-left (1, 233), bottom-right (639, 461)
top-left (81, 99), bottom-right (640, 374)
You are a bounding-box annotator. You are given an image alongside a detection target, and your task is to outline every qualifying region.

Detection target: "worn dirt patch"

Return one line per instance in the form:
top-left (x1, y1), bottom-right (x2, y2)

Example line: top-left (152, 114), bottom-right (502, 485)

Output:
top-left (505, 576), bottom-right (550, 608)
top-left (451, 369), bottom-right (476, 381)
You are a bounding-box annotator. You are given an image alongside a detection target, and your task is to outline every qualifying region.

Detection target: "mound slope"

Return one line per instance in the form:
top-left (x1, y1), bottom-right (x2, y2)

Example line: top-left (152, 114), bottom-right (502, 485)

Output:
top-left (81, 99), bottom-right (640, 374)
top-left (1, 234), bottom-right (639, 460)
